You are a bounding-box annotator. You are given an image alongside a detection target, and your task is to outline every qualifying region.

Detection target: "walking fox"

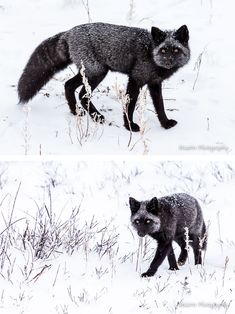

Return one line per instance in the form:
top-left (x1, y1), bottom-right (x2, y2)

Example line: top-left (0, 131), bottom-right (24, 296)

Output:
top-left (129, 193), bottom-right (207, 277)
top-left (18, 23), bottom-right (190, 131)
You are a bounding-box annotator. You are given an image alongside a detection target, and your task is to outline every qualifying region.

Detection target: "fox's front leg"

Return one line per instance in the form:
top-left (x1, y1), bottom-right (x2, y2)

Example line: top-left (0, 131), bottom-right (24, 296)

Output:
top-left (148, 83), bottom-right (177, 129)
top-left (123, 78), bottom-right (140, 132)
top-left (167, 245), bottom-right (179, 270)
top-left (141, 241), bottom-right (173, 277)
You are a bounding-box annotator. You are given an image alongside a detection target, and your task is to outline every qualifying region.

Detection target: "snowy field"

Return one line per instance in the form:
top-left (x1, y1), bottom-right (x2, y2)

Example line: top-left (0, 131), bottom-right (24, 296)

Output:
top-left (0, 0), bottom-right (235, 155)
top-left (0, 160), bottom-right (235, 313)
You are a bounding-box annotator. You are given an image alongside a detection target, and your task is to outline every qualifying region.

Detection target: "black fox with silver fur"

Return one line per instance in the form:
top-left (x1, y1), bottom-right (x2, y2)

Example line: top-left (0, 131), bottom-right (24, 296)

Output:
top-left (18, 23), bottom-right (190, 131)
top-left (129, 193), bottom-right (207, 277)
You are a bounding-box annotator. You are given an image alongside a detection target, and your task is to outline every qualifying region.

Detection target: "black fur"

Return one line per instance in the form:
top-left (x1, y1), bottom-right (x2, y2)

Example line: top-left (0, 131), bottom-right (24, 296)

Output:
top-left (18, 23), bottom-right (190, 131)
top-left (129, 193), bottom-right (207, 277)
top-left (174, 25), bottom-right (189, 44)
top-left (151, 27), bottom-right (167, 45)
top-left (18, 32), bottom-right (71, 103)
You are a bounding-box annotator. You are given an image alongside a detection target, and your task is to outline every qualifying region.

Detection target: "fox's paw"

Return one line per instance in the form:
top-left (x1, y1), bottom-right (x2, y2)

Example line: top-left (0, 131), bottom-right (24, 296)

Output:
top-left (77, 108), bottom-right (86, 116)
top-left (141, 270), bottom-right (155, 278)
top-left (70, 109), bottom-right (77, 115)
top-left (162, 119), bottom-right (177, 129)
top-left (91, 113), bottom-right (105, 124)
top-left (178, 252), bottom-right (188, 266)
top-left (124, 122), bottom-right (140, 132)
top-left (169, 265), bottom-right (179, 271)
top-left (70, 107), bottom-right (86, 117)
top-left (178, 258), bottom-right (187, 266)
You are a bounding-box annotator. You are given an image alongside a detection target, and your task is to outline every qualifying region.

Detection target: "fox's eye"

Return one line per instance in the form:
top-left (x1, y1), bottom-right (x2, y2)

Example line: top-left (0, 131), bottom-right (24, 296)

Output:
top-left (145, 219), bottom-right (152, 224)
top-left (173, 48), bottom-right (180, 53)
top-left (135, 219), bottom-right (140, 224)
top-left (160, 48), bottom-right (166, 54)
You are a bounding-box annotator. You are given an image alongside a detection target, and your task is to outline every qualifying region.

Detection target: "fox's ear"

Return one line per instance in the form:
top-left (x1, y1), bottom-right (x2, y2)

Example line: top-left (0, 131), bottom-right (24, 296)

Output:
top-left (147, 197), bottom-right (158, 214)
top-left (174, 25), bottom-right (189, 44)
top-left (151, 27), bottom-right (166, 45)
top-left (129, 197), bottom-right (140, 213)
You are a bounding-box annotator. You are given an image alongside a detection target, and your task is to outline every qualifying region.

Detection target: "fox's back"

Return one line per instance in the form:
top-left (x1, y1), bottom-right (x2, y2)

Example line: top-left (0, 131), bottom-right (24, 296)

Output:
top-left (158, 193), bottom-right (203, 235)
top-left (65, 23), bottom-right (152, 73)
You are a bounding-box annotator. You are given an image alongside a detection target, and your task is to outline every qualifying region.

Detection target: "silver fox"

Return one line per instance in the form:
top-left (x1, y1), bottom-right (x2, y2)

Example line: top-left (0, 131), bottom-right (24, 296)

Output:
top-left (18, 23), bottom-right (190, 131)
top-left (129, 193), bottom-right (207, 277)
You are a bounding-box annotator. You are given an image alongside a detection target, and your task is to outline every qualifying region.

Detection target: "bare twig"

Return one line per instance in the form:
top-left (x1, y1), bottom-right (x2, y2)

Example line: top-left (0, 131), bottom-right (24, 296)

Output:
top-left (81, 0), bottom-right (92, 23)
top-left (193, 48), bottom-right (206, 91)
top-left (30, 264), bottom-right (52, 282)
top-left (22, 105), bottom-right (31, 155)
top-left (217, 211), bottom-right (223, 253)
top-left (184, 227), bottom-right (192, 275)
top-left (127, 0), bottom-right (135, 25)
top-left (136, 237), bottom-right (143, 272)
top-left (113, 82), bottom-right (133, 147)
top-left (222, 256), bottom-right (229, 287)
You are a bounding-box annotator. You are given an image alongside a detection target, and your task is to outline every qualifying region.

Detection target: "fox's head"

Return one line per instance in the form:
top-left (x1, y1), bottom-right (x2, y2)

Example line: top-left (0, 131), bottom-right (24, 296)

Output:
top-left (129, 197), bottom-right (161, 237)
top-left (151, 25), bottom-right (190, 69)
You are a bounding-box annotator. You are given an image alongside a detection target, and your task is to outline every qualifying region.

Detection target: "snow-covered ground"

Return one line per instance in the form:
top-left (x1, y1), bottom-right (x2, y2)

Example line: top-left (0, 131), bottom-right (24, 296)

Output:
top-left (0, 161), bottom-right (235, 313)
top-left (0, 0), bottom-right (235, 155)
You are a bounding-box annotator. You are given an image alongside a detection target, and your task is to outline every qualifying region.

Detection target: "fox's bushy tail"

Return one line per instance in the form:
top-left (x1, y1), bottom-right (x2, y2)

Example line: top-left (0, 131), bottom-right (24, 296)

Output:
top-left (18, 32), bottom-right (71, 103)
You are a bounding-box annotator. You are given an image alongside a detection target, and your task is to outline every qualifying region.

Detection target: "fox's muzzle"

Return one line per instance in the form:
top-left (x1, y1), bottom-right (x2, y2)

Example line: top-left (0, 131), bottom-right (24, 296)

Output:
top-left (137, 230), bottom-right (147, 237)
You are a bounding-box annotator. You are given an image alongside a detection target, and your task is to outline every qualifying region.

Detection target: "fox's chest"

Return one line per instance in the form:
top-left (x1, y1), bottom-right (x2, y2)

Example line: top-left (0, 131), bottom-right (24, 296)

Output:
top-left (148, 66), bottom-right (178, 84)
top-left (131, 60), bottom-right (177, 87)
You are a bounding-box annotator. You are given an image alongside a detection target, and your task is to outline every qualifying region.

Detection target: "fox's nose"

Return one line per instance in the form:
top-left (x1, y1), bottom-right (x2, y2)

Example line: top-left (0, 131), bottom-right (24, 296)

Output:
top-left (138, 230), bottom-right (146, 237)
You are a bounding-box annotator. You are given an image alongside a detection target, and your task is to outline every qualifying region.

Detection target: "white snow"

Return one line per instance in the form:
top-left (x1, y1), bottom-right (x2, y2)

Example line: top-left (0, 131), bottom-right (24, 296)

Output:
top-left (0, 161), bottom-right (235, 313)
top-left (0, 0), bottom-right (235, 154)
top-left (1, 1), bottom-right (235, 313)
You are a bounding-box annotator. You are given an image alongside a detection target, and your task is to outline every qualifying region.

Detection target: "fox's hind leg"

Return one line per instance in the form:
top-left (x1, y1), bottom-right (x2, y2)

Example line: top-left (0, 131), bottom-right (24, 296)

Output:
top-left (175, 236), bottom-right (188, 266)
top-left (123, 78), bottom-right (140, 132)
top-left (65, 73), bottom-right (83, 115)
top-left (190, 234), bottom-right (202, 265)
top-left (79, 73), bottom-right (107, 123)
top-left (167, 245), bottom-right (179, 270)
